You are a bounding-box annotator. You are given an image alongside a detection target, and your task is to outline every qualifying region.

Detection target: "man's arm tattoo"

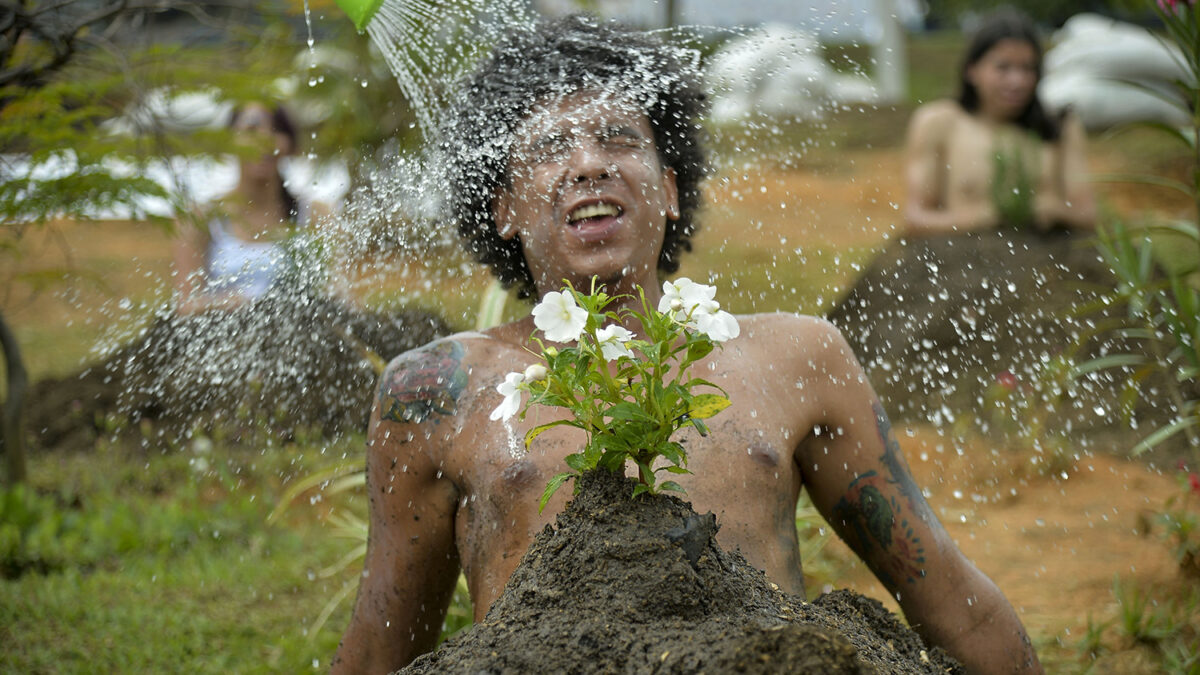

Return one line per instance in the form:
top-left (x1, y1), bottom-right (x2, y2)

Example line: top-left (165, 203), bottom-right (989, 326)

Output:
top-left (377, 340), bottom-right (468, 424)
top-left (832, 402), bottom-right (934, 588)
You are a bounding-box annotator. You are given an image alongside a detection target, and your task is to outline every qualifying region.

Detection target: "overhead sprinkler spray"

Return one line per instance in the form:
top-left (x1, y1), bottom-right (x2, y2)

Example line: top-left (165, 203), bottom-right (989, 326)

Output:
top-left (333, 0), bottom-right (384, 32)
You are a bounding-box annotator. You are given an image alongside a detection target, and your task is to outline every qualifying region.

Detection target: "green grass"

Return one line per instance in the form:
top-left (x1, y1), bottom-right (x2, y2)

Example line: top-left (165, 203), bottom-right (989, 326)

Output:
top-left (0, 438), bottom-right (364, 672)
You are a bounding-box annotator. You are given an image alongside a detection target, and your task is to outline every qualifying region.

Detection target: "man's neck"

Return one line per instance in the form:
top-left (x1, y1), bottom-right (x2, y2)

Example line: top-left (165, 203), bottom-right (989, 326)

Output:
top-left (535, 273), bottom-right (664, 339)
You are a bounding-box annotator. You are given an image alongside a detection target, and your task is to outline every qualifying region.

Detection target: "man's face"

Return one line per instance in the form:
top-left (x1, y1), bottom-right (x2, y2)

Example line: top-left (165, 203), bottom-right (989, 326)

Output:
top-left (493, 92), bottom-right (679, 295)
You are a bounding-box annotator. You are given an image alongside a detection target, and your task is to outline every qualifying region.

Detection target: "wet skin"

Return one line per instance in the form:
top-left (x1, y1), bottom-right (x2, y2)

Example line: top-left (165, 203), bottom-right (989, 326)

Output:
top-left (333, 94), bottom-right (1042, 674)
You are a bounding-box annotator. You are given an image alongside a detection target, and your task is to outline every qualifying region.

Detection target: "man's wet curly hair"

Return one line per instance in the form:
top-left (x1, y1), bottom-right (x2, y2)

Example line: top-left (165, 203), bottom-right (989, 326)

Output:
top-left (438, 14), bottom-right (708, 299)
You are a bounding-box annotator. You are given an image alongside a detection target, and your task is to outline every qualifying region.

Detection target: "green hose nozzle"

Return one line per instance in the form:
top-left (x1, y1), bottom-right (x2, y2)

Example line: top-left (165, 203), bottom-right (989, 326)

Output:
top-left (333, 0), bottom-right (384, 32)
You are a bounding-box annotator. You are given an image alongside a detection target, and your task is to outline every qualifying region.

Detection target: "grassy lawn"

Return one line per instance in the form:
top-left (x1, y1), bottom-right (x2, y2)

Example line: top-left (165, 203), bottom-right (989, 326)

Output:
top-left (1, 439), bottom-right (361, 672)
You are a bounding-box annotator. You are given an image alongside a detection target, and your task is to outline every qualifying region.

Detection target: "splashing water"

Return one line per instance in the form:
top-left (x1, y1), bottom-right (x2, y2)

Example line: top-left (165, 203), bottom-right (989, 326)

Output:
top-left (364, 0), bottom-right (535, 142)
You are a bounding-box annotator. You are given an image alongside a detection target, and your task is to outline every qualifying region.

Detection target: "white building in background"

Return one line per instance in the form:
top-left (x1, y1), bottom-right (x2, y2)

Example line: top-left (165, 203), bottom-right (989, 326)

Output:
top-left (536, 0), bottom-right (919, 115)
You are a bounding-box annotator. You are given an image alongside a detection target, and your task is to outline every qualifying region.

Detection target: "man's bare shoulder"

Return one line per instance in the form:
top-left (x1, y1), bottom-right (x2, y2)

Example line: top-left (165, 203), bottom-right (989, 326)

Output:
top-left (736, 312), bottom-right (847, 347)
top-left (374, 331), bottom-right (513, 426)
top-left (734, 312), bottom-right (860, 374)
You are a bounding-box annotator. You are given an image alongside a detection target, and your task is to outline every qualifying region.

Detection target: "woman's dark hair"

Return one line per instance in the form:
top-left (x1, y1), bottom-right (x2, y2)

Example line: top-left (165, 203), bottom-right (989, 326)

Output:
top-left (439, 14), bottom-right (708, 299)
top-left (230, 103), bottom-right (301, 223)
top-left (958, 7), bottom-right (1063, 141)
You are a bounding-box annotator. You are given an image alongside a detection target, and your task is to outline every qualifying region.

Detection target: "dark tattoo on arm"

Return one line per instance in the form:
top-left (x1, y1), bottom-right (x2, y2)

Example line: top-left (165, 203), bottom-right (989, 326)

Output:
top-left (832, 402), bottom-right (935, 588)
top-left (377, 340), bottom-right (468, 424)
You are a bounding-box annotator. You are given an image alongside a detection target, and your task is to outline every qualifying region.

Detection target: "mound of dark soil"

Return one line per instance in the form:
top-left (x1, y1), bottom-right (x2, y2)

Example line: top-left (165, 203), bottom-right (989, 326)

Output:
top-left (402, 470), bottom-right (962, 675)
top-left (26, 296), bottom-right (451, 452)
top-left (828, 229), bottom-right (1179, 449)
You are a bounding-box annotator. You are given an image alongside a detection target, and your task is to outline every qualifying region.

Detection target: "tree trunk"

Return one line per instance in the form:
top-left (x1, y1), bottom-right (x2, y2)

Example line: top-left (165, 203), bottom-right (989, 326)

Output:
top-left (0, 309), bottom-right (28, 485)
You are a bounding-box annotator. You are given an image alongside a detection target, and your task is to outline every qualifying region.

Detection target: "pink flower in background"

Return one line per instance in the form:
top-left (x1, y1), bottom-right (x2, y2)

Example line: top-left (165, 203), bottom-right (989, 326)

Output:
top-left (1189, 472), bottom-right (1200, 496)
top-left (1158, 0), bottom-right (1196, 10)
top-left (995, 370), bottom-right (1018, 392)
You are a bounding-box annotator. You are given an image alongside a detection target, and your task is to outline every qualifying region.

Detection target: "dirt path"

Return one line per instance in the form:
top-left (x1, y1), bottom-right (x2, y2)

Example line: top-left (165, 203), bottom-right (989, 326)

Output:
top-left (830, 425), bottom-right (1182, 664)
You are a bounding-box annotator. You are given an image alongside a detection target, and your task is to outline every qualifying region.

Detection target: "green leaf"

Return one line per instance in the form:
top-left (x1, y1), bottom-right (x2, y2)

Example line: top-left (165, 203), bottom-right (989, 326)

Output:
top-left (687, 393), bottom-right (731, 419)
top-left (631, 484), bottom-right (650, 498)
top-left (564, 453), bottom-right (590, 472)
top-left (688, 417), bottom-right (710, 437)
top-left (660, 481), bottom-right (685, 494)
top-left (1132, 416), bottom-right (1199, 455)
top-left (605, 402), bottom-right (655, 423)
top-left (524, 420), bottom-right (577, 450)
top-left (539, 473), bottom-right (575, 513)
top-left (663, 466), bottom-right (691, 475)
top-left (1071, 354), bottom-right (1148, 378)
top-left (686, 339), bottom-right (714, 362)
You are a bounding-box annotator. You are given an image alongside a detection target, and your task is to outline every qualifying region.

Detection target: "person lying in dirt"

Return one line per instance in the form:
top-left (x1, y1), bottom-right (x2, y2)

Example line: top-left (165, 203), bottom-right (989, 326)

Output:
top-left (333, 15), bottom-right (1042, 675)
top-left (904, 8), bottom-right (1095, 235)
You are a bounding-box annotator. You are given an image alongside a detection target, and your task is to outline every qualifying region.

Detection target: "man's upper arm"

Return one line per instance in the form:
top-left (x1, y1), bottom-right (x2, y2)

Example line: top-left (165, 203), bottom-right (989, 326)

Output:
top-left (793, 321), bottom-right (958, 596)
top-left (793, 321), bottom-right (1041, 673)
top-left (333, 339), bottom-right (470, 673)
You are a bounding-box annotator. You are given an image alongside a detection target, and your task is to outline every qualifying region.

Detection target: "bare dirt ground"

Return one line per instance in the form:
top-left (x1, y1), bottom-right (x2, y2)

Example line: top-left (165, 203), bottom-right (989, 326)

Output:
top-left (6, 139), bottom-right (1194, 670)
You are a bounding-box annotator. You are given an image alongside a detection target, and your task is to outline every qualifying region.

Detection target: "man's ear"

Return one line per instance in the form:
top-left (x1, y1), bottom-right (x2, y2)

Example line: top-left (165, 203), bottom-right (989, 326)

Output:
top-left (662, 167), bottom-right (680, 221)
top-left (493, 190), bottom-right (517, 240)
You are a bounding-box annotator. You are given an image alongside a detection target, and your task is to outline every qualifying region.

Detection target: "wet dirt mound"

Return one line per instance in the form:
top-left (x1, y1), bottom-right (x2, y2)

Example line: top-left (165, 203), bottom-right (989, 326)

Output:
top-left (828, 229), bottom-right (1179, 448)
top-left (26, 297), bottom-right (451, 452)
top-left (401, 470), bottom-right (962, 675)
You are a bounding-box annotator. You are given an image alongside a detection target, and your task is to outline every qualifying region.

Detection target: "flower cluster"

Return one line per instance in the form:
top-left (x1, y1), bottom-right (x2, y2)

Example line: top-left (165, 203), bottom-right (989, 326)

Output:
top-left (490, 278), bottom-right (738, 509)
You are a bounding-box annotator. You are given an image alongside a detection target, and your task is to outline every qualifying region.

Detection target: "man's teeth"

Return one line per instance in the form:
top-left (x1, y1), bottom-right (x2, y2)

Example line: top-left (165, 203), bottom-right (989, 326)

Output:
top-left (568, 203), bottom-right (620, 223)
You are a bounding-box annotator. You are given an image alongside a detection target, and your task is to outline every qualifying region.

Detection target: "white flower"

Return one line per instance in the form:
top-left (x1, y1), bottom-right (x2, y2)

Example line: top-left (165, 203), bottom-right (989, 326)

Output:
top-left (658, 277), bottom-right (718, 320)
top-left (489, 371), bottom-right (526, 421)
top-left (694, 309), bottom-right (741, 343)
top-left (532, 291), bottom-right (588, 343)
top-left (595, 324), bottom-right (635, 361)
top-left (523, 363), bottom-right (548, 381)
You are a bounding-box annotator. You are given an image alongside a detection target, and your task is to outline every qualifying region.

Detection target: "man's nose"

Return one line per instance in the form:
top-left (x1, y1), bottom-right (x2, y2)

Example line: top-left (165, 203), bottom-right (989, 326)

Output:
top-left (568, 139), bottom-right (612, 182)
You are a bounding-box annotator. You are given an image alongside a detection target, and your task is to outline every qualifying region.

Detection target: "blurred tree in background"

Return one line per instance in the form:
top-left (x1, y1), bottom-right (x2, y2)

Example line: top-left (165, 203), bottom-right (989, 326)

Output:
top-left (0, 0), bottom-right (416, 486)
top-left (923, 0), bottom-right (1142, 28)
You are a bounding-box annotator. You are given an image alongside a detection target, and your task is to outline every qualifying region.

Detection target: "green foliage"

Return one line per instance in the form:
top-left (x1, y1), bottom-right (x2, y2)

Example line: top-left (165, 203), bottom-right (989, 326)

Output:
top-left (1081, 1), bottom-right (1200, 460)
top-left (493, 279), bottom-right (736, 509)
top-left (970, 356), bottom-right (1078, 476)
top-left (0, 436), bottom-right (370, 671)
top-left (1075, 576), bottom-right (1200, 672)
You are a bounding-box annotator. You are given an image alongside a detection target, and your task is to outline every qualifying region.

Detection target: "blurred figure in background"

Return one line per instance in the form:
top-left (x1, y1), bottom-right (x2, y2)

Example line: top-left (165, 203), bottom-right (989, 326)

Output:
top-left (830, 8), bottom-right (1117, 439)
top-left (172, 101), bottom-right (330, 313)
top-left (904, 8), bottom-right (1095, 234)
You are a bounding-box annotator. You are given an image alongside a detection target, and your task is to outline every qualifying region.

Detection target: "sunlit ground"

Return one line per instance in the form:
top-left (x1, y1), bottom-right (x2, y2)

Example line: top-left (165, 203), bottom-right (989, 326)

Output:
top-left (3, 33), bottom-right (1199, 672)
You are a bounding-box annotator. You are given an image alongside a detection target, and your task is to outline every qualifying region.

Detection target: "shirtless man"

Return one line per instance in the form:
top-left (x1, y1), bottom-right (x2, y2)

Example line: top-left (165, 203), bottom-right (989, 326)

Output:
top-left (904, 8), bottom-right (1095, 235)
top-left (334, 15), bottom-right (1042, 674)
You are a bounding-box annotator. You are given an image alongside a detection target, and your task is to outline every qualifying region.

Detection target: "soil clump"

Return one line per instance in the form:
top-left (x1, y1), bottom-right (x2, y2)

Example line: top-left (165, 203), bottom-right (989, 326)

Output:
top-left (828, 229), bottom-right (1182, 452)
top-left (25, 296), bottom-right (451, 452)
top-left (401, 469), bottom-right (962, 675)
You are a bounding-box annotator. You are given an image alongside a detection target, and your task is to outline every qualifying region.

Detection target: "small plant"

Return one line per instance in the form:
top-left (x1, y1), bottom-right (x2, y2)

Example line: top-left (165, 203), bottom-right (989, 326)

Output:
top-left (972, 358), bottom-right (1077, 477)
top-left (490, 278), bottom-right (739, 509)
top-left (1153, 465), bottom-right (1200, 580)
top-left (991, 137), bottom-right (1038, 229)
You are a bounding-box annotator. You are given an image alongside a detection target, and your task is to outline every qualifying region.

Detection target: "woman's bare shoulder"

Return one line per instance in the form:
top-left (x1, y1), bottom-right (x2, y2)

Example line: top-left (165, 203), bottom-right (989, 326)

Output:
top-left (908, 99), bottom-right (965, 134)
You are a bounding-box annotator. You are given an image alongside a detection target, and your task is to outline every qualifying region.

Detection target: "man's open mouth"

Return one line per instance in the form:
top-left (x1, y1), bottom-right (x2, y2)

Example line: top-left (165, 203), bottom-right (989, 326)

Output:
top-left (567, 202), bottom-right (622, 225)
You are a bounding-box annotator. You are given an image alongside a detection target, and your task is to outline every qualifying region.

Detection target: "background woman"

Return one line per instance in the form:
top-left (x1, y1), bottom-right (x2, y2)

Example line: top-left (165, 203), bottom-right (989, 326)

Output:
top-left (904, 8), bottom-right (1095, 234)
top-left (172, 101), bottom-right (325, 313)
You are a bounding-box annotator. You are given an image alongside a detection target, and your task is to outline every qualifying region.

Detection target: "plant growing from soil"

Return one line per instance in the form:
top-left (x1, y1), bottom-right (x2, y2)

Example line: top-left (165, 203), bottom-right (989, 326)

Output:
top-left (489, 278), bottom-right (739, 509)
top-left (1080, 0), bottom-right (1200, 576)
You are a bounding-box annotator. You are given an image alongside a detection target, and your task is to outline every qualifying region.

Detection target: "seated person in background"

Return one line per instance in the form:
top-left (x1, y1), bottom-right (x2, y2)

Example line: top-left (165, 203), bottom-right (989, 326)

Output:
top-left (333, 15), bottom-right (1042, 675)
top-left (904, 8), bottom-right (1095, 235)
top-left (172, 102), bottom-right (329, 313)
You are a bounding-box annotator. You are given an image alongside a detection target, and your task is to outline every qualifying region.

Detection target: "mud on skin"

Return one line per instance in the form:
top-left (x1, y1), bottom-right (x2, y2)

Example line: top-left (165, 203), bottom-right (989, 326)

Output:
top-left (399, 469), bottom-right (963, 674)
